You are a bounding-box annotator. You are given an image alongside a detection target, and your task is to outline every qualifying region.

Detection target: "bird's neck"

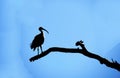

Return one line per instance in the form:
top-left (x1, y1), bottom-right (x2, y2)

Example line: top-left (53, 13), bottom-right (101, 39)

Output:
top-left (40, 30), bottom-right (44, 35)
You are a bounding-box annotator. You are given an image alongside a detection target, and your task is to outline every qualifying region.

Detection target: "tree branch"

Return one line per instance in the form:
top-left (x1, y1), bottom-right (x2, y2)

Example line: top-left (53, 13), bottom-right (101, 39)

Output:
top-left (29, 40), bottom-right (120, 72)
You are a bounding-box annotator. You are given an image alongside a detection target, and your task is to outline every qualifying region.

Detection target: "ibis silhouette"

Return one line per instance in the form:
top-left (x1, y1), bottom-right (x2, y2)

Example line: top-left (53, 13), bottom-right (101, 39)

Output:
top-left (30, 27), bottom-right (49, 55)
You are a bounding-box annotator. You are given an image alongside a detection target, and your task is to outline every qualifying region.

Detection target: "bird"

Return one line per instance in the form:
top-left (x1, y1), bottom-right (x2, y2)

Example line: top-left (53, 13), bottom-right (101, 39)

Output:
top-left (30, 27), bottom-right (49, 55)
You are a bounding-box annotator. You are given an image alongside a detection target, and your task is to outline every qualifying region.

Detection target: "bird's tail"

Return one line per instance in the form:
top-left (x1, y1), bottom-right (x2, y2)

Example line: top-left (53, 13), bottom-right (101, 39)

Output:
top-left (30, 43), bottom-right (34, 49)
top-left (30, 43), bottom-right (35, 51)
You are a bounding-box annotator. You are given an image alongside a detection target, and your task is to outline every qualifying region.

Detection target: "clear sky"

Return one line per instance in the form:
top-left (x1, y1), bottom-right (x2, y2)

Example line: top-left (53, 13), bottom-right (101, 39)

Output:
top-left (0, 0), bottom-right (120, 78)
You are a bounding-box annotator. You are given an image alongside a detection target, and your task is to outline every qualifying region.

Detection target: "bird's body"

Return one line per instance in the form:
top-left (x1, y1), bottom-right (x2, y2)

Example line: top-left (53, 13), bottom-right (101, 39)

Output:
top-left (31, 32), bottom-right (44, 51)
top-left (30, 27), bottom-right (49, 55)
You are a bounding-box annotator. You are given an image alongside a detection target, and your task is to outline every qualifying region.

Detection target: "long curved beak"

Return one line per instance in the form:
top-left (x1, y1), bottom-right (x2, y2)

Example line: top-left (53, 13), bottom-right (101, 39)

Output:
top-left (42, 28), bottom-right (49, 34)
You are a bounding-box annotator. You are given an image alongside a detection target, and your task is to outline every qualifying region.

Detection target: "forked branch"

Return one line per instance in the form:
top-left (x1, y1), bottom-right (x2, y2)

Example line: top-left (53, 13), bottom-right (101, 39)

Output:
top-left (29, 40), bottom-right (120, 72)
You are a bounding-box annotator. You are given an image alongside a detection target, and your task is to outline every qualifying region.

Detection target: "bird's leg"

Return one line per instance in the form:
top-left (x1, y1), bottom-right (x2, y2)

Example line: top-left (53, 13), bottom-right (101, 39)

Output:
top-left (40, 46), bottom-right (43, 53)
top-left (37, 47), bottom-right (39, 55)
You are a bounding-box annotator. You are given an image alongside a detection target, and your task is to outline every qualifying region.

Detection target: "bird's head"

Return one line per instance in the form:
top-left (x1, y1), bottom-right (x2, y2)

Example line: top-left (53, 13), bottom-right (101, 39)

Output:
top-left (39, 27), bottom-right (49, 34)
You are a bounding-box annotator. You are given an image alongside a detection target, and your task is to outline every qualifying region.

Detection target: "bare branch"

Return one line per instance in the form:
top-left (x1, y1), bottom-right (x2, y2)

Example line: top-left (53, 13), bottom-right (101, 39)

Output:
top-left (29, 40), bottom-right (120, 72)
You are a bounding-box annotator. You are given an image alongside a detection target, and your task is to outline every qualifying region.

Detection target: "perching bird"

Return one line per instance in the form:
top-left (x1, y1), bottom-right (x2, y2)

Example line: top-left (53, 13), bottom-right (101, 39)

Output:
top-left (30, 27), bottom-right (49, 55)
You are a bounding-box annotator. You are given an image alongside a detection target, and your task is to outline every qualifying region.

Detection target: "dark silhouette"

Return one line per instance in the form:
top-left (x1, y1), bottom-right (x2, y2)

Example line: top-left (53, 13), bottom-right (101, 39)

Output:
top-left (29, 40), bottom-right (120, 72)
top-left (30, 27), bottom-right (49, 55)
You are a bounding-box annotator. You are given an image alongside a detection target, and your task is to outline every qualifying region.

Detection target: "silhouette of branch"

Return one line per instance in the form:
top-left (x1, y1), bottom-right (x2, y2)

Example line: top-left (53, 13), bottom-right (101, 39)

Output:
top-left (29, 40), bottom-right (120, 72)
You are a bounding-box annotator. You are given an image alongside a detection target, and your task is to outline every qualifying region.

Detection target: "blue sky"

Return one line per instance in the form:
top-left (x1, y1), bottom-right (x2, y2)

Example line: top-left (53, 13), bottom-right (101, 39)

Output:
top-left (0, 0), bottom-right (120, 78)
